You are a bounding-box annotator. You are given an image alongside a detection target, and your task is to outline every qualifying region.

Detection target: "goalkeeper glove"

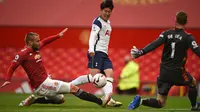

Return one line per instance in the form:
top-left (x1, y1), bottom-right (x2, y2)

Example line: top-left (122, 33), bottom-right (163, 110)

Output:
top-left (130, 46), bottom-right (144, 59)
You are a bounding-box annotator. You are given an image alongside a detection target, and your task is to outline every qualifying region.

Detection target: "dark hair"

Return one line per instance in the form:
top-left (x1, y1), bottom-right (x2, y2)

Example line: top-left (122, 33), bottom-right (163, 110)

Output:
top-left (100, 0), bottom-right (114, 10)
top-left (176, 11), bottom-right (187, 25)
top-left (25, 32), bottom-right (39, 45)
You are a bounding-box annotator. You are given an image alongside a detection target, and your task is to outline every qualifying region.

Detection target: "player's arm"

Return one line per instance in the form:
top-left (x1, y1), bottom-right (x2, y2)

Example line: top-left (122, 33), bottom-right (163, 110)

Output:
top-left (88, 20), bottom-right (101, 57)
top-left (143, 32), bottom-right (166, 54)
top-left (40, 28), bottom-right (68, 48)
top-left (188, 35), bottom-right (200, 57)
top-left (131, 32), bottom-right (166, 59)
top-left (1, 52), bottom-right (25, 88)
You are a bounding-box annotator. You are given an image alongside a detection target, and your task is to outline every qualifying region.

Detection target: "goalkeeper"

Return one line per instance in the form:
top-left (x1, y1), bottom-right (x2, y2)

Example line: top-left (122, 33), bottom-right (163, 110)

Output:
top-left (128, 11), bottom-right (200, 111)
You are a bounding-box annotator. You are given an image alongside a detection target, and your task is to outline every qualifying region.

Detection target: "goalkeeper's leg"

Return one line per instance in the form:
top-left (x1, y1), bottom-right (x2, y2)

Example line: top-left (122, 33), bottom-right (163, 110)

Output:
top-left (188, 77), bottom-right (200, 111)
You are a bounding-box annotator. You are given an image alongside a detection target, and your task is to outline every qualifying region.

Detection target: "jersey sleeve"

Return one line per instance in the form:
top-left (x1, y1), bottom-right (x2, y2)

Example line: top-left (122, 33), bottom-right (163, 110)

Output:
top-left (188, 35), bottom-right (200, 57)
top-left (142, 31), bottom-right (166, 54)
top-left (5, 51), bottom-right (26, 81)
top-left (40, 34), bottom-right (60, 49)
top-left (88, 20), bottom-right (102, 53)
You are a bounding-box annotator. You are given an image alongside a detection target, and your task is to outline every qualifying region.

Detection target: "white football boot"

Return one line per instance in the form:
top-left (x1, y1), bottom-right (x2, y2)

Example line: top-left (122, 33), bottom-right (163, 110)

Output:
top-left (19, 94), bottom-right (36, 106)
top-left (107, 98), bottom-right (123, 107)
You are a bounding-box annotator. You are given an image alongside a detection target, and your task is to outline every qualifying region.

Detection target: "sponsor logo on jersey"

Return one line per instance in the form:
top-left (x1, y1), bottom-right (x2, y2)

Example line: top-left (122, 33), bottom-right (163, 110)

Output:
top-left (35, 54), bottom-right (41, 60)
top-left (105, 30), bottom-right (111, 36)
top-left (35, 54), bottom-right (42, 63)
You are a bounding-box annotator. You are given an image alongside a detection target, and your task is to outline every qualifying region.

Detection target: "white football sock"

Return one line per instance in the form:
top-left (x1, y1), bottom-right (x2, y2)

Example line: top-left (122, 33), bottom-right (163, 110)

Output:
top-left (70, 74), bottom-right (93, 86)
top-left (102, 77), bottom-right (113, 95)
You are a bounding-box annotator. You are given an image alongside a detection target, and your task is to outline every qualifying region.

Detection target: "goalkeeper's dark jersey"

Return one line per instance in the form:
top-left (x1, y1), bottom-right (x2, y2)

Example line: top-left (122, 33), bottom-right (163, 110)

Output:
top-left (142, 28), bottom-right (200, 71)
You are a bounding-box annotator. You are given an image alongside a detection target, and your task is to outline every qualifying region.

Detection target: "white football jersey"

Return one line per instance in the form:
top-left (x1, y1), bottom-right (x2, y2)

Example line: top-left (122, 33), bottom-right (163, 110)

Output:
top-left (88, 16), bottom-right (112, 54)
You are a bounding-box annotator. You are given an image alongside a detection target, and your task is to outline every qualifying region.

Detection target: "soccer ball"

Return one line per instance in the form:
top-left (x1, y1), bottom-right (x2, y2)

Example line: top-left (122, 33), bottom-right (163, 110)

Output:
top-left (92, 73), bottom-right (107, 88)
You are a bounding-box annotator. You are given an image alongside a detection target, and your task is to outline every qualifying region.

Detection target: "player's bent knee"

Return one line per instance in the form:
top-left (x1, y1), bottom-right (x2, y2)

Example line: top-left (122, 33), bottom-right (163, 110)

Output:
top-left (70, 84), bottom-right (79, 93)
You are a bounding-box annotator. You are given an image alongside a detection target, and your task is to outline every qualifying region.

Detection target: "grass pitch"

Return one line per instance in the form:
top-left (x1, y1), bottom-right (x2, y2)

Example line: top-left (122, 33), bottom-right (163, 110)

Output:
top-left (0, 93), bottom-right (199, 112)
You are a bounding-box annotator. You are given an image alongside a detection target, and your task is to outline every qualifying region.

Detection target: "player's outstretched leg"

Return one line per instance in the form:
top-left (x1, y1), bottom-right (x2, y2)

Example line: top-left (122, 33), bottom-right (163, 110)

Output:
top-left (73, 88), bottom-right (111, 107)
top-left (128, 95), bottom-right (164, 110)
top-left (19, 94), bottom-right (65, 106)
top-left (69, 83), bottom-right (111, 107)
top-left (128, 95), bottom-right (141, 110)
top-left (70, 73), bottom-right (121, 107)
top-left (70, 74), bottom-right (92, 86)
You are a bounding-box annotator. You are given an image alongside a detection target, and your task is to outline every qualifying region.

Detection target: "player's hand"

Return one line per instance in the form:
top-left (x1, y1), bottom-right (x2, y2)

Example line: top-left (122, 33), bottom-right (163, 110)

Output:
top-left (59, 28), bottom-right (68, 37)
top-left (1, 81), bottom-right (10, 88)
top-left (130, 46), bottom-right (143, 59)
top-left (89, 52), bottom-right (95, 57)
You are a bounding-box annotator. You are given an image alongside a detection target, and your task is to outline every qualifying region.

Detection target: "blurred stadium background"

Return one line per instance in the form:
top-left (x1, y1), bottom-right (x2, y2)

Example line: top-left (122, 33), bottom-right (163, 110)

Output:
top-left (0, 0), bottom-right (200, 98)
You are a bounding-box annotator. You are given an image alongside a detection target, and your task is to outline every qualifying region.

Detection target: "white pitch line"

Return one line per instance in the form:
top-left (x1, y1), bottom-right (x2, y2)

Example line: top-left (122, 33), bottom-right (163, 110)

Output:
top-left (137, 108), bottom-right (190, 112)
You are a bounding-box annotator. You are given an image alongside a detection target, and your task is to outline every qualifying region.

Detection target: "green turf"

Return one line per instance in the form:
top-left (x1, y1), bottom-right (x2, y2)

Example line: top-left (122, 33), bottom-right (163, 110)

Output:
top-left (0, 93), bottom-right (199, 112)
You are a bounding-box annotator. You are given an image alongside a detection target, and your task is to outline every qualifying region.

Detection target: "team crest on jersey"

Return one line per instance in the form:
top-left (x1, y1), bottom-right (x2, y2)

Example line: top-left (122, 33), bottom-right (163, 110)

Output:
top-left (13, 55), bottom-right (19, 62)
top-left (15, 55), bottom-right (19, 60)
top-left (34, 54), bottom-right (41, 60)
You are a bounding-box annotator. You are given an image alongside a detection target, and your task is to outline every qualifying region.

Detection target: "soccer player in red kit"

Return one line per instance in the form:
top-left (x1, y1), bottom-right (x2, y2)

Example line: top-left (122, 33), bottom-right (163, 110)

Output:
top-left (1, 28), bottom-right (110, 107)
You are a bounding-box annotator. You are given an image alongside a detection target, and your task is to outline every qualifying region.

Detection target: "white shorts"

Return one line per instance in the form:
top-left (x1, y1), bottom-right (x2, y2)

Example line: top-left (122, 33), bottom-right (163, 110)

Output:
top-left (34, 77), bottom-right (70, 97)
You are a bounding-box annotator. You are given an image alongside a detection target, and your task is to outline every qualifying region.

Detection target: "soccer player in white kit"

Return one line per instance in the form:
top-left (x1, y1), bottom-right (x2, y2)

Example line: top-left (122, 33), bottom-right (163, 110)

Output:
top-left (70, 0), bottom-right (122, 107)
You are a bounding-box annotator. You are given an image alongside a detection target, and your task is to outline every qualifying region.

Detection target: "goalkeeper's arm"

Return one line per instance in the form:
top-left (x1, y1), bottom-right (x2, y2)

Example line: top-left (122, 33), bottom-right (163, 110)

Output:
top-left (131, 37), bottom-right (165, 59)
top-left (142, 37), bottom-right (165, 54)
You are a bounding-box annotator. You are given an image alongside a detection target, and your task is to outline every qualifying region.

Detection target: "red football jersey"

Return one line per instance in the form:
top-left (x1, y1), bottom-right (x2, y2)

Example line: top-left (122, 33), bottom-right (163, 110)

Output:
top-left (5, 35), bottom-right (60, 88)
